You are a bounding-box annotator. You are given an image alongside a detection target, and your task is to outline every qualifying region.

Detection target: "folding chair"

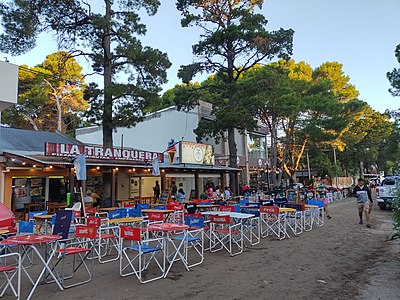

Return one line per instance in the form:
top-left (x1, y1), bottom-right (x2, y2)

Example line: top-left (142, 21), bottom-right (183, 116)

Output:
top-left (137, 203), bottom-right (150, 210)
top-left (143, 212), bottom-right (165, 240)
top-left (166, 204), bottom-right (185, 224)
top-left (209, 215), bottom-right (243, 256)
top-left (127, 208), bottom-right (142, 218)
top-left (240, 208), bottom-right (261, 246)
top-left (51, 226), bottom-right (97, 288)
top-left (86, 217), bottom-right (119, 264)
top-left (260, 206), bottom-right (287, 240)
top-left (0, 252), bottom-right (21, 299)
top-left (184, 213), bottom-right (210, 251)
top-left (153, 205), bottom-right (166, 210)
top-left (172, 216), bottom-right (204, 268)
top-left (307, 200), bottom-right (324, 228)
top-left (119, 226), bottom-right (165, 283)
top-left (285, 204), bottom-right (304, 236)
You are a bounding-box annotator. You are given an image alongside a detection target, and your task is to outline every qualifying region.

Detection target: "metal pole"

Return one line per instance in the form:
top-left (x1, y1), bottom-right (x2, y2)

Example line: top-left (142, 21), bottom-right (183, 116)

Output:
top-left (307, 151), bottom-right (311, 180)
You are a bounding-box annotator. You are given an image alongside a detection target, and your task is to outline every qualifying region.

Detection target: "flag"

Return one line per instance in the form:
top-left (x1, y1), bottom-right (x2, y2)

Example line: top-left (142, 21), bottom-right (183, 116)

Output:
top-left (152, 157), bottom-right (160, 176)
top-left (73, 153), bottom-right (86, 180)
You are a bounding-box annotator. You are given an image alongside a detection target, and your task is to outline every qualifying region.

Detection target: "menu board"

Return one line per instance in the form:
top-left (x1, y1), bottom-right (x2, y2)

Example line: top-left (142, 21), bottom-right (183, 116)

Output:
top-left (287, 190), bottom-right (299, 204)
top-left (12, 177), bottom-right (45, 210)
top-left (129, 178), bottom-right (140, 198)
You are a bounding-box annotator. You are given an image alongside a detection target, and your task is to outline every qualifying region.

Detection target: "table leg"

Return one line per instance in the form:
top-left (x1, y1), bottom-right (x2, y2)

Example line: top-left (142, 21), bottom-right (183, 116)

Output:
top-left (164, 231), bottom-right (189, 278)
top-left (26, 245), bottom-right (63, 300)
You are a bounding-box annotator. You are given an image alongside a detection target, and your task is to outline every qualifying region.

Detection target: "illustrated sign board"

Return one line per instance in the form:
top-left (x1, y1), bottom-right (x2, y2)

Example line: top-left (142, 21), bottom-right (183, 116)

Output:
top-left (45, 142), bottom-right (163, 162)
top-left (180, 141), bottom-right (214, 165)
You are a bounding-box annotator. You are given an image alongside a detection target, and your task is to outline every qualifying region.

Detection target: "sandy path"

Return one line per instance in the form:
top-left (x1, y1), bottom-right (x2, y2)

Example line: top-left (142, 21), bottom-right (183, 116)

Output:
top-left (24, 197), bottom-right (398, 300)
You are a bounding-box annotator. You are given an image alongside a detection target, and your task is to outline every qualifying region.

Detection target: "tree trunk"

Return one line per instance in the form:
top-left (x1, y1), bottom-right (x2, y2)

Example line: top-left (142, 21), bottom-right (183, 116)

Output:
top-left (102, 0), bottom-right (113, 199)
top-left (56, 95), bottom-right (63, 132)
top-left (21, 113), bottom-right (38, 131)
top-left (270, 114), bottom-right (278, 187)
top-left (228, 126), bottom-right (238, 196)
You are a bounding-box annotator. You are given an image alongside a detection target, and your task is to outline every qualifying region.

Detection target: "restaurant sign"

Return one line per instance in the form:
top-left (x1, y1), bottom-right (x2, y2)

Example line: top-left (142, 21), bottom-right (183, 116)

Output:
top-left (45, 143), bottom-right (164, 162)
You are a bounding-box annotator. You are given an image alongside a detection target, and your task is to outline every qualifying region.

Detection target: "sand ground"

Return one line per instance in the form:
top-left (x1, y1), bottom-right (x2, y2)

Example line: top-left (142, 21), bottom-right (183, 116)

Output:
top-left (14, 196), bottom-right (400, 300)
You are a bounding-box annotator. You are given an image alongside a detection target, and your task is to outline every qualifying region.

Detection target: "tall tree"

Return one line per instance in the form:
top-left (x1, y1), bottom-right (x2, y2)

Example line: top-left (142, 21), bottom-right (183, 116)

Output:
top-left (176, 0), bottom-right (293, 193)
top-left (0, 0), bottom-right (171, 199)
top-left (0, 0), bottom-right (171, 146)
top-left (247, 61), bottom-right (346, 184)
top-left (2, 51), bottom-right (87, 133)
top-left (387, 44), bottom-right (400, 97)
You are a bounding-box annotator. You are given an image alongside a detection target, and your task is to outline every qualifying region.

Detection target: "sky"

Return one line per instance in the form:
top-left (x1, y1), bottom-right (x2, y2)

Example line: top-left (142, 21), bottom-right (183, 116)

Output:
top-left (1, 0), bottom-right (399, 113)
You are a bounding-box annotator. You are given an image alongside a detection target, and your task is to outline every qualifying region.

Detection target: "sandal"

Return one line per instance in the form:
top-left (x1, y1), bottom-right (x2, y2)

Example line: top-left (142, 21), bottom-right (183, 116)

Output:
top-left (327, 215), bottom-right (332, 219)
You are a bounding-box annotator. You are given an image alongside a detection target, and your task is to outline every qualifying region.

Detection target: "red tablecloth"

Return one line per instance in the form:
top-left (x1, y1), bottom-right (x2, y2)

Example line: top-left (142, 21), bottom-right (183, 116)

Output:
top-left (2, 234), bottom-right (61, 245)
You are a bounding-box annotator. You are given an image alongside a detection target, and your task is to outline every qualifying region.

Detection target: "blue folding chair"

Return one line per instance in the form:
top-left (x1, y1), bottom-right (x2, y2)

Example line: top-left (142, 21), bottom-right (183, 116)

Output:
top-left (108, 210), bottom-right (123, 220)
top-left (127, 209), bottom-right (142, 218)
top-left (172, 216), bottom-right (204, 268)
top-left (153, 205), bottom-right (165, 210)
top-left (137, 203), bottom-right (150, 210)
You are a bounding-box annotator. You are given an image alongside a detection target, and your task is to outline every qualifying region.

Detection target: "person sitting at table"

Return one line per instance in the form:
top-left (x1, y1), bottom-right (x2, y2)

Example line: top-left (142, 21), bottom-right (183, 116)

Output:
top-left (176, 188), bottom-right (186, 203)
top-left (84, 190), bottom-right (94, 207)
top-left (90, 190), bottom-right (101, 207)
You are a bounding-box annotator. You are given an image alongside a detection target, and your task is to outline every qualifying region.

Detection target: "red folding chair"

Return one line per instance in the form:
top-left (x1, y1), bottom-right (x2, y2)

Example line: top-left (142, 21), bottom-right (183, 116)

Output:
top-left (52, 226), bottom-right (97, 288)
top-left (209, 214), bottom-right (243, 256)
top-left (0, 252), bottom-right (21, 299)
top-left (86, 217), bottom-right (119, 264)
top-left (260, 206), bottom-right (287, 240)
top-left (119, 226), bottom-right (165, 283)
top-left (219, 206), bottom-right (236, 212)
top-left (166, 204), bottom-right (185, 224)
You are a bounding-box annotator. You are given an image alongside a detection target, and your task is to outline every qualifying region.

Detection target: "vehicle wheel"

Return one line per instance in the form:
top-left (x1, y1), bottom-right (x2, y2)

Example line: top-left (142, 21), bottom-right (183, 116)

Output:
top-left (378, 203), bottom-right (386, 210)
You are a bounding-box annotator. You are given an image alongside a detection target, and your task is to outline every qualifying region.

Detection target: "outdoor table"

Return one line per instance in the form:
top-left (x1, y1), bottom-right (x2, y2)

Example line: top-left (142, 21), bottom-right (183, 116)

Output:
top-left (2, 234), bottom-right (63, 300)
top-left (141, 209), bottom-right (175, 222)
top-left (99, 207), bottom-right (119, 212)
top-left (278, 208), bottom-right (298, 237)
top-left (107, 217), bottom-right (143, 225)
top-left (116, 199), bottom-right (136, 207)
top-left (150, 203), bottom-right (166, 208)
top-left (146, 223), bottom-right (190, 278)
top-left (197, 205), bottom-right (219, 211)
top-left (33, 214), bottom-right (54, 234)
top-left (0, 229), bottom-right (10, 235)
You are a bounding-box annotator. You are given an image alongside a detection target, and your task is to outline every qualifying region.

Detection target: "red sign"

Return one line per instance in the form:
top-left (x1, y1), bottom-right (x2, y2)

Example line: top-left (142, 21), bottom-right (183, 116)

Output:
top-left (45, 142), bottom-right (163, 163)
top-left (260, 206), bottom-right (279, 214)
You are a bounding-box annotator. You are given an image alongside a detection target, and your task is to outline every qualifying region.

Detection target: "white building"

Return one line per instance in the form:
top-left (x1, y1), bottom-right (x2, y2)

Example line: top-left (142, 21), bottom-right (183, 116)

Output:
top-left (76, 101), bottom-right (270, 196)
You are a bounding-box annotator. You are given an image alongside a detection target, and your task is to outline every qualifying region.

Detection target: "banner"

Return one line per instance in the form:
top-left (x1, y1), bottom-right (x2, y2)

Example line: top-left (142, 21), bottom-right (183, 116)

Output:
top-left (180, 141), bottom-right (214, 165)
top-left (73, 153), bottom-right (87, 181)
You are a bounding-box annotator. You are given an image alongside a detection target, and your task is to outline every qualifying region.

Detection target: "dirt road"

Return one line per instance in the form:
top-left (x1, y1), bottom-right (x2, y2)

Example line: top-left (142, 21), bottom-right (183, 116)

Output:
top-left (27, 197), bottom-right (399, 299)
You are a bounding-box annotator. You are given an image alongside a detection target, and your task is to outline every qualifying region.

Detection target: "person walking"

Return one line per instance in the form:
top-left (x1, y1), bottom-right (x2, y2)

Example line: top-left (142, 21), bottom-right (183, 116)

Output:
top-left (153, 180), bottom-right (160, 203)
top-left (316, 177), bottom-right (331, 219)
top-left (171, 181), bottom-right (178, 199)
top-left (353, 178), bottom-right (373, 228)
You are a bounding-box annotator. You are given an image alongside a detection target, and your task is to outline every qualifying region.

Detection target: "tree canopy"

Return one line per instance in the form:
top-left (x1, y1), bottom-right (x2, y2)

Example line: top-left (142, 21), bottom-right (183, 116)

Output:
top-left (2, 51), bottom-right (87, 134)
top-left (176, 0), bottom-right (294, 193)
top-left (387, 44), bottom-right (400, 97)
top-left (0, 0), bottom-right (171, 147)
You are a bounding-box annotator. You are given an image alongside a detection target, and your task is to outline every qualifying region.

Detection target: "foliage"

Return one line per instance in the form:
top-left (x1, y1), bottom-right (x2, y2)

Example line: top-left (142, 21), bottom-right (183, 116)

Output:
top-left (340, 101), bottom-right (392, 177)
top-left (378, 109), bottom-right (400, 175)
top-left (392, 185), bottom-right (400, 236)
top-left (1, 51), bottom-right (87, 134)
top-left (0, 0), bottom-right (171, 147)
top-left (243, 60), bottom-right (348, 183)
top-left (176, 0), bottom-right (293, 192)
top-left (387, 44), bottom-right (400, 97)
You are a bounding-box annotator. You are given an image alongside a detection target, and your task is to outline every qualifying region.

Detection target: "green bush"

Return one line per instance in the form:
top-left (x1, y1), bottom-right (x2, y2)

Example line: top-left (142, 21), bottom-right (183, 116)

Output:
top-left (393, 185), bottom-right (400, 235)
